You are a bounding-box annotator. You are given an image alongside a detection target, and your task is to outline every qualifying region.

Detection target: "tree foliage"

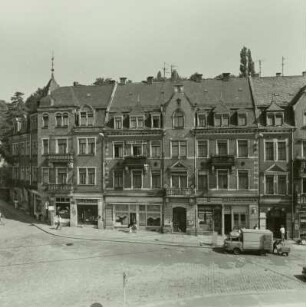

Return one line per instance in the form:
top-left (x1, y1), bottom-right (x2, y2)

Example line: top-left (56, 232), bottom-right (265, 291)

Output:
top-left (239, 46), bottom-right (256, 77)
top-left (93, 77), bottom-right (113, 85)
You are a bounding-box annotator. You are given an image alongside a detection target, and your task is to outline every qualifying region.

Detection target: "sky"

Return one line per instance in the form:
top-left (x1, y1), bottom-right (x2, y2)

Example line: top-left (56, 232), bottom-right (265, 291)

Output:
top-left (1, 0), bottom-right (306, 102)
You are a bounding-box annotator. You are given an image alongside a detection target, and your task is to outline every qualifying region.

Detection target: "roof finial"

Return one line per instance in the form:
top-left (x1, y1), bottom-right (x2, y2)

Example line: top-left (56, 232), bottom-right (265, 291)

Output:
top-left (51, 51), bottom-right (55, 77)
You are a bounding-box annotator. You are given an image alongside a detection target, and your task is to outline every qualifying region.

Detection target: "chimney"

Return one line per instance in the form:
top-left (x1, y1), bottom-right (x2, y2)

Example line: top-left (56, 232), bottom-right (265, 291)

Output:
top-left (276, 73), bottom-right (282, 77)
top-left (120, 77), bottom-right (127, 85)
top-left (73, 81), bottom-right (79, 86)
top-left (302, 72), bottom-right (306, 76)
top-left (222, 73), bottom-right (231, 81)
top-left (147, 76), bottom-right (154, 85)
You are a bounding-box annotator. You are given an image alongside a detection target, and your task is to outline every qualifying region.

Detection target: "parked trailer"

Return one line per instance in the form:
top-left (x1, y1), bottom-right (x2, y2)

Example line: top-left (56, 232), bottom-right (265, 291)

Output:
top-left (224, 229), bottom-right (273, 255)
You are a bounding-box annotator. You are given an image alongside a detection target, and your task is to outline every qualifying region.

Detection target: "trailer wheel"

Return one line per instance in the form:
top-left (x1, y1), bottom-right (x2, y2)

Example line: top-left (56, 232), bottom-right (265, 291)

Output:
top-left (233, 248), bottom-right (241, 255)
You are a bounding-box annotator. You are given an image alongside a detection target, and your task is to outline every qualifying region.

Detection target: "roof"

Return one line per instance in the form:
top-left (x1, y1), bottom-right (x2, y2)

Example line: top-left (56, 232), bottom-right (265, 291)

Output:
top-left (109, 78), bottom-right (253, 112)
top-left (40, 84), bottom-right (115, 109)
top-left (252, 75), bottom-right (306, 107)
top-left (265, 100), bottom-right (283, 112)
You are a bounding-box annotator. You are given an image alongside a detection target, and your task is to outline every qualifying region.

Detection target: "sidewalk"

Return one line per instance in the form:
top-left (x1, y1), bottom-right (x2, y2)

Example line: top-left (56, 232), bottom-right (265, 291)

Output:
top-left (33, 222), bottom-right (226, 248)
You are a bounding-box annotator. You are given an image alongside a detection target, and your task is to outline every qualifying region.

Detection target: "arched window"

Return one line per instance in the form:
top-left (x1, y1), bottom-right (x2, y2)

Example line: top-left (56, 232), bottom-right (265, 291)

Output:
top-left (173, 109), bottom-right (184, 128)
top-left (63, 113), bottom-right (69, 126)
top-left (42, 114), bottom-right (49, 128)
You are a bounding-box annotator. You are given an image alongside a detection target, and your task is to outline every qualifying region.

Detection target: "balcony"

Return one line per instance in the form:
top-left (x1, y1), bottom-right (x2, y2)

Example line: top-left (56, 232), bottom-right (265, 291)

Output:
top-left (46, 153), bottom-right (74, 162)
top-left (123, 156), bottom-right (148, 169)
top-left (166, 188), bottom-right (194, 196)
top-left (45, 184), bottom-right (73, 193)
top-left (210, 155), bottom-right (235, 171)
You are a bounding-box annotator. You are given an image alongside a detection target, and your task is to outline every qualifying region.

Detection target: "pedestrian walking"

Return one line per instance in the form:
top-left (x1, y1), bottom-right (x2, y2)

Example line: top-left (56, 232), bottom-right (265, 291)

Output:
top-left (55, 213), bottom-right (61, 230)
top-left (280, 225), bottom-right (286, 241)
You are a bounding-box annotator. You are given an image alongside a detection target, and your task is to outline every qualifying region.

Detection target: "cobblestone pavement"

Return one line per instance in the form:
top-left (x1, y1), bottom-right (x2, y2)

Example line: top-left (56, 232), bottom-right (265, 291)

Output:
top-left (0, 199), bottom-right (306, 307)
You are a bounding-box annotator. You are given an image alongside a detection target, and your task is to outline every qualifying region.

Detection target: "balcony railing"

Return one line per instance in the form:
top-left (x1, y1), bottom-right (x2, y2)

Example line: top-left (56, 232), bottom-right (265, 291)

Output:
top-left (46, 153), bottom-right (74, 162)
top-left (210, 155), bottom-right (235, 171)
top-left (123, 156), bottom-right (148, 170)
top-left (45, 184), bottom-right (73, 193)
top-left (166, 188), bottom-right (194, 196)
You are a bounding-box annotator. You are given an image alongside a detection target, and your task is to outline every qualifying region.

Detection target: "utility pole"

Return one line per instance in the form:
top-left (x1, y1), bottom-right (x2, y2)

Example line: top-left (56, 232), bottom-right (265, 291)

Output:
top-left (282, 56), bottom-right (285, 76)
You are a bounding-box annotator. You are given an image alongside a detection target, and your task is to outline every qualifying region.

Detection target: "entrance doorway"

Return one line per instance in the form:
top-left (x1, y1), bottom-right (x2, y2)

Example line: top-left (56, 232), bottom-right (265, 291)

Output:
top-left (173, 207), bottom-right (186, 232)
top-left (266, 209), bottom-right (286, 238)
top-left (224, 214), bottom-right (232, 234)
top-left (77, 205), bottom-right (98, 226)
top-left (129, 212), bottom-right (137, 227)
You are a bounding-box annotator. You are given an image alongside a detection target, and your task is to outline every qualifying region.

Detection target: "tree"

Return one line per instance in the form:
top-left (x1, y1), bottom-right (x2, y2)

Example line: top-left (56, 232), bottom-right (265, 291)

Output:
top-left (171, 69), bottom-right (180, 81)
top-left (155, 71), bottom-right (163, 82)
top-left (93, 77), bottom-right (113, 85)
top-left (189, 72), bottom-right (202, 82)
top-left (239, 46), bottom-right (256, 77)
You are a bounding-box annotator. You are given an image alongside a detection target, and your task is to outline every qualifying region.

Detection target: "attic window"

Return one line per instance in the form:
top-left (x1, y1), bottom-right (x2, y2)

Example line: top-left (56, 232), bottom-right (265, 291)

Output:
top-left (238, 113), bottom-right (247, 126)
top-left (114, 116), bottom-right (123, 129)
top-left (266, 112), bottom-right (283, 126)
top-left (214, 114), bottom-right (229, 127)
top-left (198, 114), bottom-right (206, 127)
top-left (79, 106), bottom-right (94, 126)
top-left (130, 115), bottom-right (144, 129)
top-left (173, 109), bottom-right (184, 128)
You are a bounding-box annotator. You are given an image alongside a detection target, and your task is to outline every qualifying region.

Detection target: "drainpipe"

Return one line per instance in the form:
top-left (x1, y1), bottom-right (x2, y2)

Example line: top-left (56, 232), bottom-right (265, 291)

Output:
top-left (291, 129), bottom-right (294, 239)
top-left (193, 129), bottom-right (197, 236)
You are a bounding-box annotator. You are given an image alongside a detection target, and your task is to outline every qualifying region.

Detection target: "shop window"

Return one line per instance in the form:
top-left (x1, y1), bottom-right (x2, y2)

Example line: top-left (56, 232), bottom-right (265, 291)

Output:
top-left (217, 170), bottom-right (228, 189)
top-left (238, 171), bottom-right (249, 190)
top-left (198, 140), bottom-right (208, 157)
top-left (237, 140), bottom-right (248, 157)
top-left (55, 197), bottom-right (70, 219)
top-left (115, 204), bottom-right (129, 226)
top-left (233, 213), bottom-right (247, 229)
top-left (147, 205), bottom-right (161, 226)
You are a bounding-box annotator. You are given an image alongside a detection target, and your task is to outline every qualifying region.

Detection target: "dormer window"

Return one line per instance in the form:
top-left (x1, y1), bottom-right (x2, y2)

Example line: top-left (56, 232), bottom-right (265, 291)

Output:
top-left (266, 112), bottom-right (283, 126)
top-left (114, 116), bottom-right (123, 129)
top-left (238, 113), bottom-right (247, 126)
top-left (173, 109), bottom-right (184, 128)
top-left (79, 106), bottom-right (95, 126)
top-left (151, 115), bottom-right (160, 128)
top-left (214, 114), bottom-right (229, 127)
top-left (198, 114), bottom-right (206, 127)
top-left (130, 116), bottom-right (144, 129)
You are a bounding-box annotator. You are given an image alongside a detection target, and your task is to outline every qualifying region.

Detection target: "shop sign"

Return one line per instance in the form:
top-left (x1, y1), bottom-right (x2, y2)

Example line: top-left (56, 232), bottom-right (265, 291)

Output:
top-left (48, 206), bottom-right (55, 211)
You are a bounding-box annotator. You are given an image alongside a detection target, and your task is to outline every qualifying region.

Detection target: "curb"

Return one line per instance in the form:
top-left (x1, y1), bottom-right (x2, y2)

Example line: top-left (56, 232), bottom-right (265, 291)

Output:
top-left (32, 224), bottom-right (220, 249)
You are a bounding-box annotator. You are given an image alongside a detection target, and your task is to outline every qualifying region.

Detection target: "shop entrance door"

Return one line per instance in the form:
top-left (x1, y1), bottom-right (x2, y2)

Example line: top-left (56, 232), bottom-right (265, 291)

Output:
top-left (78, 205), bottom-right (98, 226)
top-left (266, 209), bottom-right (286, 238)
top-left (129, 212), bottom-right (137, 227)
top-left (173, 207), bottom-right (186, 232)
top-left (224, 214), bottom-right (232, 234)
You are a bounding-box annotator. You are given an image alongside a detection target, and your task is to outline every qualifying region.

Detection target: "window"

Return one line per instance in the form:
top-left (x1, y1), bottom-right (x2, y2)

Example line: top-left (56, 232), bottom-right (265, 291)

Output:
top-left (238, 171), bottom-right (248, 190)
top-left (151, 141), bottom-right (161, 158)
top-left (114, 143), bottom-right (123, 158)
top-left (217, 170), bottom-right (228, 189)
top-left (114, 171), bottom-right (123, 188)
top-left (132, 171), bottom-right (142, 189)
top-left (57, 168), bottom-right (68, 184)
top-left (277, 141), bottom-right (286, 161)
top-left (278, 175), bottom-right (286, 194)
top-left (42, 114), bottom-right (49, 128)
top-left (152, 115), bottom-right (160, 128)
top-left (55, 197), bottom-right (70, 218)
top-left (130, 116), bottom-right (144, 129)
top-left (42, 168), bottom-right (49, 184)
top-left (303, 141), bottom-right (306, 158)
top-left (42, 139), bottom-right (49, 155)
top-left (303, 178), bottom-right (306, 193)
top-left (198, 140), bottom-right (208, 157)
top-left (171, 174), bottom-right (187, 188)
top-left (79, 107), bottom-right (94, 126)
top-left (217, 140), bottom-right (228, 155)
top-left (304, 112), bottom-right (306, 126)
top-left (78, 168), bottom-right (95, 185)
top-left (275, 114), bottom-right (283, 126)
top-left (215, 114), bottom-right (229, 127)
top-left (57, 139), bottom-right (68, 154)
top-left (114, 117), bottom-right (123, 129)
top-left (32, 167), bottom-right (38, 182)
top-left (266, 113), bottom-right (283, 126)
top-left (198, 174), bottom-right (208, 191)
top-left (267, 114), bottom-right (274, 126)
top-left (132, 144), bottom-right (142, 156)
top-left (171, 141), bottom-right (187, 157)
top-left (238, 140), bottom-right (248, 157)
top-left (198, 114), bottom-right (206, 127)
top-left (238, 113), bottom-right (247, 126)
top-left (78, 138), bottom-right (95, 155)
top-left (265, 175), bottom-right (274, 194)
top-left (152, 172), bottom-right (161, 189)
top-left (173, 109), bottom-right (184, 128)
top-left (265, 141), bottom-right (274, 161)
top-left (55, 113), bottom-right (68, 127)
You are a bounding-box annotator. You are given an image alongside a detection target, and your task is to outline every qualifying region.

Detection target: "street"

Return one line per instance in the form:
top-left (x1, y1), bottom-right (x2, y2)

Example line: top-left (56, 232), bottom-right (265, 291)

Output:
top-left (0, 199), bottom-right (306, 307)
